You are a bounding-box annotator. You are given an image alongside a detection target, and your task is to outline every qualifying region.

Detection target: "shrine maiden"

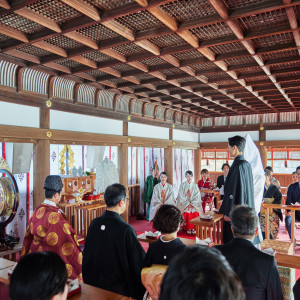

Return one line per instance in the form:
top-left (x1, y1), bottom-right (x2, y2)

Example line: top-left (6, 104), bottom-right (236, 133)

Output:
top-left (177, 171), bottom-right (203, 234)
top-left (149, 172), bottom-right (175, 222)
top-left (21, 175), bottom-right (82, 282)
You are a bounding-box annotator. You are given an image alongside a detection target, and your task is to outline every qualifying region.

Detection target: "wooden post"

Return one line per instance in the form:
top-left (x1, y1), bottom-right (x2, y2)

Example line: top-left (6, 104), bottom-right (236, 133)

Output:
top-left (164, 146), bottom-right (173, 185)
top-left (33, 108), bottom-right (50, 209)
top-left (259, 146), bottom-right (267, 169)
top-left (194, 148), bottom-right (201, 184)
top-left (118, 143), bottom-right (129, 223)
top-left (259, 127), bottom-right (267, 168)
top-left (33, 140), bottom-right (50, 209)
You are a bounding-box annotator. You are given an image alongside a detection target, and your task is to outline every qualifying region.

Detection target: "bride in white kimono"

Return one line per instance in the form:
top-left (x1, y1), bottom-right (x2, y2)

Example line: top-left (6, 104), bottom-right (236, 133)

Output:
top-left (177, 170), bottom-right (203, 234)
top-left (149, 172), bottom-right (175, 222)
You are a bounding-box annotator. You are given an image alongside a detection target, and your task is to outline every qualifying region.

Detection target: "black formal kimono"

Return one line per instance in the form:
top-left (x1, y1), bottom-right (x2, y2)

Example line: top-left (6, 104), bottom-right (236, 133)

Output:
top-left (215, 238), bottom-right (283, 300)
top-left (217, 175), bottom-right (225, 191)
top-left (143, 237), bottom-right (186, 267)
top-left (219, 155), bottom-right (254, 243)
top-left (261, 184), bottom-right (283, 240)
top-left (82, 210), bottom-right (145, 300)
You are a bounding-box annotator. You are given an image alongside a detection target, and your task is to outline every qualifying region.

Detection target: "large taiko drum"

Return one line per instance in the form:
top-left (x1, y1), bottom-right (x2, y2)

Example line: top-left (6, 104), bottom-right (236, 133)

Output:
top-left (0, 177), bottom-right (16, 217)
top-left (0, 169), bottom-right (19, 249)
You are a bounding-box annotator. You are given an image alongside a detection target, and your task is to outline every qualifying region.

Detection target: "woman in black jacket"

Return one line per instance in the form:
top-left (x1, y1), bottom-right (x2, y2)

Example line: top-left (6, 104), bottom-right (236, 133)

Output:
top-left (260, 169), bottom-right (283, 240)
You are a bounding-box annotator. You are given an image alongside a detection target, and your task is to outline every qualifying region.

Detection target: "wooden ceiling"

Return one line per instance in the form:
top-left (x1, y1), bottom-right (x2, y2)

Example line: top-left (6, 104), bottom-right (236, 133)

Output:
top-left (0, 0), bottom-right (299, 118)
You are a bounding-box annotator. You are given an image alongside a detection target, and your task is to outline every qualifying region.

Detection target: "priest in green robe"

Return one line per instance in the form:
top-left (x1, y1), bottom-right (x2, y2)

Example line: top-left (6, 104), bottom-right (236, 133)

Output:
top-left (143, 162), bottom-right (160, 221)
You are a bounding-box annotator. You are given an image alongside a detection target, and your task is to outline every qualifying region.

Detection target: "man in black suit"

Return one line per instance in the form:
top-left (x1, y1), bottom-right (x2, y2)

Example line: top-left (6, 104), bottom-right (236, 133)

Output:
top-left (216, 163), bottom-right (230, 199)
top-left (83, 184), bottom-right (145, 300)
top-left (285, 167), bottom-right (300, 239)
top-left (215, 205), bottom-right (283, 300)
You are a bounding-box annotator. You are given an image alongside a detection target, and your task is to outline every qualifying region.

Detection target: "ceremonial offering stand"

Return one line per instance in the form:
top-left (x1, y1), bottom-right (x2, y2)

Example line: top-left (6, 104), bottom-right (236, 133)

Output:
top-left (190, 211), bottom-right (223, 244)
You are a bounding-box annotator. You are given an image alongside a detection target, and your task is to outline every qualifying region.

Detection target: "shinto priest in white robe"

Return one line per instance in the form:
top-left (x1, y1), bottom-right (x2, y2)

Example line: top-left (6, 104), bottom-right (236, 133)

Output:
top-left (149, 182), bottom-right (175, 222)
top-left (177, 181), bottom-right (203, 230)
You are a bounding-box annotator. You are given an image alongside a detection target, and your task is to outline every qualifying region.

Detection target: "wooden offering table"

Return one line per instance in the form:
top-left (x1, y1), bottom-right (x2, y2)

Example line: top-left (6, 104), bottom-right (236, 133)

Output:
top-left (200, 189), bottom-right (222, 209)
top-left (262, 203), bottom-right (300, 247)
top-left (70, 283), bottom-right (130, 300)
top-left (137, 233), bottom-right (196, 246)
top-left (0, 243), bottom-right (22, 261)
top-left (58, 197), bottom-right (104, 229)
top-left (190, 211), bottom-right (223, 244)
top-left (0, 258), bottom-right (129, 300)
top-left (74, 201), bottom-right (107, 237)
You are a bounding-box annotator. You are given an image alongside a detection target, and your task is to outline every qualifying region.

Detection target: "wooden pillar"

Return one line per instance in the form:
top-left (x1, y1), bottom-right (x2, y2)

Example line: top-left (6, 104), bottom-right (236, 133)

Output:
top-left (194, 148), bottom-right (201, 183)
top-left (33, 140), bottom-right (50, 209)
top-left (119, 143), bottom-right (129, 223)
top-left (164, 146), bottom-right (173, 185)
top-left (259, 127), bottom-right (267, 168)
top-left (33, 108), bottom-right (50, 209)
top-left (259, 146), bottom-right (267, 169)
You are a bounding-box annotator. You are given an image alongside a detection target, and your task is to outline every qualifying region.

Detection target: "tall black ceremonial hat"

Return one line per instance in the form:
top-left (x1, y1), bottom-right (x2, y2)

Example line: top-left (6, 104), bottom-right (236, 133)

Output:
top-left (43, 175), bottom-right (63, 190)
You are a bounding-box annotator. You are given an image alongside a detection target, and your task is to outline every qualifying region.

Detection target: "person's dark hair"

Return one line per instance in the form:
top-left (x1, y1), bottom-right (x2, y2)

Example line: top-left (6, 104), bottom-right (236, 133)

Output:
top-left (264, 168), bottom-right (271, 178)
top-left (104, 183), bottom-right (126, 207)
top-left (296, 166), bottom-right (300, 172)
top-left (153, 204), bottom-right (184, 234)
top-left (228, 136), bottom-right (246, 153)
top-left (201, 169), bottom-right (208, 174)
top-left (230, 205), bottom-right (258, 236)
top-left (221, 163), bottom-right (230, 171)
top-left (185, 170), bottom-right (193, 177)
top-left (293, 277), bottom-right (300, 300)
top-left (160, 171), bottom-right (167, 177)
top-left (45, 188), bottom-right (62, 199)
top-left (10, 252), bottom-right (67, 300)
top-left (159, 246), bottom-right (245, 300)
top-left (292, 171), bottom-right (297, 175)
top-left (265, 166), bottom-right (273, 172)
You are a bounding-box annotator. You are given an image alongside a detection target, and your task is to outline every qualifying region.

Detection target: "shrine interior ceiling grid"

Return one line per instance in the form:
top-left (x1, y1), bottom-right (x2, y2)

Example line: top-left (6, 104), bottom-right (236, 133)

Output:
top-left (0, 0), bottom-right (299, 121)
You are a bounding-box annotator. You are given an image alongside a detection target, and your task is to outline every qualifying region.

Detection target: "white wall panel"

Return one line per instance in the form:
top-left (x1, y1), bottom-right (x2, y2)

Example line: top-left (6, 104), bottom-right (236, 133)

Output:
top-left (128, 122), bottom-right (169, 139)
top-left (266, 129), bottom-right (300, 141)
top-left (173, 129), bottom-right (199, 142)
top-left (0, 102), bottom-right (39, 128)
top-left (50, 110), bottom-right (123, 135)
top-left (200, 131), bottom-right (259, 142)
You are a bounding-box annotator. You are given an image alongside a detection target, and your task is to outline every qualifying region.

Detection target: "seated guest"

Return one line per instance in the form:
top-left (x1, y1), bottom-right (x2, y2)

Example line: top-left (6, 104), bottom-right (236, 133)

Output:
top-left (285, 168), bottom-right (300, 240)
top-left (291, 171), bottom-right (299, 184)
top-left (83, 183), bottom-right (145, 300)
top-left (144, 204), bottom-right (186, 267)
top-left (215, 205), bottom-right (283, 300)
top-left (149, 172), bottom-right (175, 222)
top-left (143, 205), bottom-right (185, 300)
top-left (197, 168), bottom-right (214, 212)
top-left (215, 163), bottom-right (230, 208)
top-left (260, 169), bottom-right (283, 240)
top-left (293, 277), bottom-right (300, 300)
top-left (265, 166), bottom-right (280, 189)
top-left (10, 252), bottom-right (68, 300)
top-left (177, 171), bottom-right (203, 235)
top-left (159, 246), bottom-right (245, 300)
top-left (217, 163), bottom-right (230, 199)
top-left (21, 175), bottom-right (82, 281)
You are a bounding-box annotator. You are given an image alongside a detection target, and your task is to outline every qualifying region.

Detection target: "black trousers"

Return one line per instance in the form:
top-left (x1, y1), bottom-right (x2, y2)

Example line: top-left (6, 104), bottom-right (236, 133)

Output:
top-left (223, 220), bottom-right (234, 244)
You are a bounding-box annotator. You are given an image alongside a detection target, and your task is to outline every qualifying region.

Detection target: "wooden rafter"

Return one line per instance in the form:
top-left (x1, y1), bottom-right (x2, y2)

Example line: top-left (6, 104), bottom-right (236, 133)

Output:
top-left (0, 0), bottom-right (299, 117)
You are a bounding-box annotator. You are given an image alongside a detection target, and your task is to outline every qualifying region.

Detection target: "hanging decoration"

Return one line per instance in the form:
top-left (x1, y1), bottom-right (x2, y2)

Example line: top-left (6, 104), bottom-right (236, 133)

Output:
top-left (59, 145), bottom-right (75, 175)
